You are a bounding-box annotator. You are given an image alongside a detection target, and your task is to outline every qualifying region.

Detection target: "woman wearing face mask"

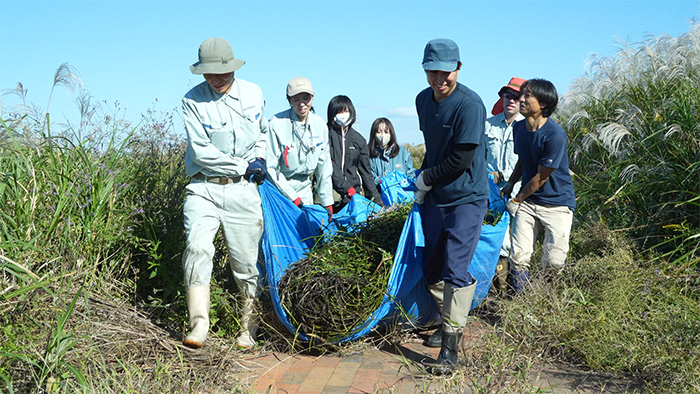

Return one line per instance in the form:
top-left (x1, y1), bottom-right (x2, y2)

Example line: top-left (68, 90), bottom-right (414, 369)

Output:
top-left (368, 117), bottom-right (416, 193)
top-left (266, 77), bottom-right (334, 221)
top-left (327, 95), bottom-right (382, 211)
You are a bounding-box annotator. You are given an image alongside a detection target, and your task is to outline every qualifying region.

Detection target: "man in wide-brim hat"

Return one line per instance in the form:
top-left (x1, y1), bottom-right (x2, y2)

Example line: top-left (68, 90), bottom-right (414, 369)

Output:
top-left (180, 37), bottom-right (269, 351)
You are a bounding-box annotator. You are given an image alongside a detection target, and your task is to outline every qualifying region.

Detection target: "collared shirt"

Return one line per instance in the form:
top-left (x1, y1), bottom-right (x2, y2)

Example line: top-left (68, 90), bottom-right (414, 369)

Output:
top-left (182, 78), bottom-right (268, 177)
top-left (485, 111), bottom-right (524, 191)
top-left (266, 108), bottom-right (334, 206)
top-left (369, 144), bottom-right (416, 186)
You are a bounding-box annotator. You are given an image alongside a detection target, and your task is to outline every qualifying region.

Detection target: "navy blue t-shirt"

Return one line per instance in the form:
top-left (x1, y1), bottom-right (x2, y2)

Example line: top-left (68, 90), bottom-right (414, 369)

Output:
top-left (415, 83), bottom-right (489, 207)
top-left (513, 118), bottom-right (576, 209)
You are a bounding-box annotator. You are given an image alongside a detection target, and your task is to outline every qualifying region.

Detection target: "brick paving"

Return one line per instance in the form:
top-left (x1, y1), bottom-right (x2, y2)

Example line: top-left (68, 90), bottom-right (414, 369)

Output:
top-left (230, 317), bottom-right (646, 394)
top-left (234, 343), bottom-right (440, 394)
top-left (232, 325), bottom-right (470, 394)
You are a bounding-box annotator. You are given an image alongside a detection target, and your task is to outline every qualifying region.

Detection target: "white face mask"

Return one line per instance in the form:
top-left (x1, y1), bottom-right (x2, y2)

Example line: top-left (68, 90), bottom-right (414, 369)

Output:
top-left (334, 113), bottom-right (351, 127)
top-left (375, 134), bottom-right (391, 147)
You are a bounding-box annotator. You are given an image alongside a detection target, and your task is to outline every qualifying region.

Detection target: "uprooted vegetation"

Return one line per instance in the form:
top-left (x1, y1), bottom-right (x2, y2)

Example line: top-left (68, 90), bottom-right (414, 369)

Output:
top-left (2, 22), bottom-right (700, 393)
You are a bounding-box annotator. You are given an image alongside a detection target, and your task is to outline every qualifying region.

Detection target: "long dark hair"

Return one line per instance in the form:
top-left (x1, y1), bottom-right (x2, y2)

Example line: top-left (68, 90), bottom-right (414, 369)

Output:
top-left (368, 117), bottom-right (400, 158)
top-left (326, 95), bottom-right (356, 132)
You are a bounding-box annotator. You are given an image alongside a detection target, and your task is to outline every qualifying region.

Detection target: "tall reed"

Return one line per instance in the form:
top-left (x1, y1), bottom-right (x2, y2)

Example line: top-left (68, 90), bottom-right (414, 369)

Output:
top-left (560, 22), bottom-right (700, 265)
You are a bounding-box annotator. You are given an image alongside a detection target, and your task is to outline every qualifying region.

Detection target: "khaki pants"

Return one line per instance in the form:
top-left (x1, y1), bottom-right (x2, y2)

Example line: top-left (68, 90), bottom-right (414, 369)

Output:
top-left (182, 179), bottom-right (263, 297)
top-left (509, 200), bottom-right (573, 272)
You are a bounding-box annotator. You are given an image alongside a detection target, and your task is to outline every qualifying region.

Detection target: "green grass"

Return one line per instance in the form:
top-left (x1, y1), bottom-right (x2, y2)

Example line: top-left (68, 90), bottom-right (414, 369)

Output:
top-left (2, 24), bottom-right (700, 391)
top-left (498, 223), bottom-right (700, 392)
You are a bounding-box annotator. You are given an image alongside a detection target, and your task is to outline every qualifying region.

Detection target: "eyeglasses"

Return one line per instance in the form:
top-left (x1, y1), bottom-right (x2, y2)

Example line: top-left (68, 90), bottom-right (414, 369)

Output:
top-left (503, 93), bottom-right (520, 101)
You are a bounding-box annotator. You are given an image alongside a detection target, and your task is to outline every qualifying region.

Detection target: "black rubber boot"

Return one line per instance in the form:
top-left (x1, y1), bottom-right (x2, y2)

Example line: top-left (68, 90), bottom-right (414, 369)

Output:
top-left (509, 269), bottom-right (530, 295)
top-left (426, 326), bottom-right (442, 348)
top-left (429, 331), bottom-right (461, 375)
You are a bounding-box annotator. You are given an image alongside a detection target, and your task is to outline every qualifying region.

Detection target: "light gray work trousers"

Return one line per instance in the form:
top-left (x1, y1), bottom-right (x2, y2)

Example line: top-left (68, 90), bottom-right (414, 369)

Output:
top-left (182, 178), bottom-right (263, 297)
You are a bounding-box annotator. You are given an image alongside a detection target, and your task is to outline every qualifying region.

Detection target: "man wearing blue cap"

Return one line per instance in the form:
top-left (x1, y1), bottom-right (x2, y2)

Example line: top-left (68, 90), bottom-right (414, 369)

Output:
top-left (414, 38), bottom-right (489, 375)
top-left (180, 37), bottom-right (268, 351)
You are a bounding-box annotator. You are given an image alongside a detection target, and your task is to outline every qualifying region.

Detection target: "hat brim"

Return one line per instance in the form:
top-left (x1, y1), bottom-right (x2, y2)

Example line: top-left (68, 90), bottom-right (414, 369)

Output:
top-left (498, 86), bottom-right (521, 96)
top-left (190, 59), bottom-right (245, 75)
top-left (491, 99), bottom-right (504, 116)
top-left (287, 88), bottom-right (314, 97)
top-left (422, 61), bottom-right (458, 72)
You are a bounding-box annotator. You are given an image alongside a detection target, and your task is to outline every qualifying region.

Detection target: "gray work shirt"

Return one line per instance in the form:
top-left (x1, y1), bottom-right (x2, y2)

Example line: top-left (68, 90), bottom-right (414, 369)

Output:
top-left (182, 78), bottom-right (268, 178)
top-left (485, 111), bottom-right (524, 192)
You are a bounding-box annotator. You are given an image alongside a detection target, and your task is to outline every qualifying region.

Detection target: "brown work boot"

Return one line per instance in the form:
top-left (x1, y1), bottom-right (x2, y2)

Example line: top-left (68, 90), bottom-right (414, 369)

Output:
top-left (494, 256), bottom-right (509, 297)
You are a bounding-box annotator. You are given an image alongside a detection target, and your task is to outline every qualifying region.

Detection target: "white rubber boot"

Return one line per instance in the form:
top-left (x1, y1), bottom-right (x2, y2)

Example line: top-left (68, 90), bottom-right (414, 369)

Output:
top-left (236, 296), bottom-right (259, 350)
top-left (183, 285), bottom-right (210, 349)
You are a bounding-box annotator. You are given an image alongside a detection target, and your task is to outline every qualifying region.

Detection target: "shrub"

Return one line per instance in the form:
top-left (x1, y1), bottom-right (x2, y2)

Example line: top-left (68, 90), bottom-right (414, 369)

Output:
top-left (402, 143), bottom-right (425, 170)
top-left (0, 115), bottom-right (142, 286)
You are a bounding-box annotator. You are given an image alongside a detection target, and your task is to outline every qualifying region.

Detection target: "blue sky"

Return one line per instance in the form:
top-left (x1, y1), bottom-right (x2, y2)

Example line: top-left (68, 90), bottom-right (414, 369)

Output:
top-left (1, 0), bottom-right (699, 145)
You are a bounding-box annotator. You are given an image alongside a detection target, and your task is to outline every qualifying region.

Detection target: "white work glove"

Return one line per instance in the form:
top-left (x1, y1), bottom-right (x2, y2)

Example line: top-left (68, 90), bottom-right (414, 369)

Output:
top-left (414, 190), bottom-right (427, 205)
top-left (415, 172), bottom-right (433, 192)
top-left (506, 199), bottom-right (520, 217)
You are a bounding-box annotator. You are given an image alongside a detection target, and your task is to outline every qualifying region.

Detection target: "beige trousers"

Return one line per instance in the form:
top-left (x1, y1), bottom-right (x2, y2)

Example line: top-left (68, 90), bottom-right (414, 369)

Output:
top-left (509, 200), bottom-right (573, 272)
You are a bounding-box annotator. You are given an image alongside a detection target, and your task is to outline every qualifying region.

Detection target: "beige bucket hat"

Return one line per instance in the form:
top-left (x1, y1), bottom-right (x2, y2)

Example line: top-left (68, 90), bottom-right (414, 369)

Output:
top-left (190, 38), bottom-right (245, 75)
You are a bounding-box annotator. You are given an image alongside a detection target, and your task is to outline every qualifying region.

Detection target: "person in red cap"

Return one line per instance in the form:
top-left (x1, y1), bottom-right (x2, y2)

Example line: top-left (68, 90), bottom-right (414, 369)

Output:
top-left (485, 77), bottom-right (525, 295)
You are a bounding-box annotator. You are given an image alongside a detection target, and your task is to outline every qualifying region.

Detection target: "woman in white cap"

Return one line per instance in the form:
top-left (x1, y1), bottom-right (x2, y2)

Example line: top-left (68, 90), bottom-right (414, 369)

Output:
top-left (266, 77), bottom-right (334, 221)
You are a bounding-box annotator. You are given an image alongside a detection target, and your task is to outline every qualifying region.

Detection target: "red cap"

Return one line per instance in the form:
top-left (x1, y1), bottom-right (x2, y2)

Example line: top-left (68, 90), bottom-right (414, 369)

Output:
top-left (491, 77), bottom-right (526, 115)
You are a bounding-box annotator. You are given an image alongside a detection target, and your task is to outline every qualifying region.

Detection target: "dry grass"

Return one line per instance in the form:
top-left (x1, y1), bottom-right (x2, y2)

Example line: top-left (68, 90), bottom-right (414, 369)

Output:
top-left (2, 277), bottom-right (252, 393)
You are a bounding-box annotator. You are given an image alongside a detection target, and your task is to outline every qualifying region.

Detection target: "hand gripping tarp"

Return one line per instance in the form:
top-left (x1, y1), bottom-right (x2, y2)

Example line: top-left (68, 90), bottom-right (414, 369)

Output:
top-left (260, 176), bottom-right (509, 343)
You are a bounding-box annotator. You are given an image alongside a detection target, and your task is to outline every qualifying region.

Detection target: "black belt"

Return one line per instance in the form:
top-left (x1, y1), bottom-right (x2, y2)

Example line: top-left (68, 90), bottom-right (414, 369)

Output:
top-left (192, 173), bottom-right (243, 185)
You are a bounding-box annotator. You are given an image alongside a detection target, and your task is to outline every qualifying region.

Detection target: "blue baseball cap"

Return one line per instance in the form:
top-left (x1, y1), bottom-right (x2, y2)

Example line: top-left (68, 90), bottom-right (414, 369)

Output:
top-left (422, 39), bottom-right (460, 72)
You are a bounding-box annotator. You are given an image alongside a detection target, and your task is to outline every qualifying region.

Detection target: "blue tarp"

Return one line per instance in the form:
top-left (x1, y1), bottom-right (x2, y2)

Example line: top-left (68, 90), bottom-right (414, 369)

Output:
top-left (260, 174), bottom-right (509, 343)
top-left (379, 171), bottom-right (415, 206)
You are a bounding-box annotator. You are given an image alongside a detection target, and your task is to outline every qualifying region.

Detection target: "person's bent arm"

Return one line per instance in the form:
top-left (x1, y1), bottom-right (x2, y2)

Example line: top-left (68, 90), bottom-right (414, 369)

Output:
top-left (501, 160), bottom-right (523, 197)
top-left (421, 143), bottom-right (477, 186)
top-left (403, 147), bottom-right (417, 180)
top-left (315, 131), bottom-right (335, 207)
top-left (513, 165), bottom-right (554, 203)
top-left (358, 141), bottom-right (381, 201)
top-left (264, 122), bottom-right (300, 203)
top-left (369, 156), bottom-right (383, 187)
